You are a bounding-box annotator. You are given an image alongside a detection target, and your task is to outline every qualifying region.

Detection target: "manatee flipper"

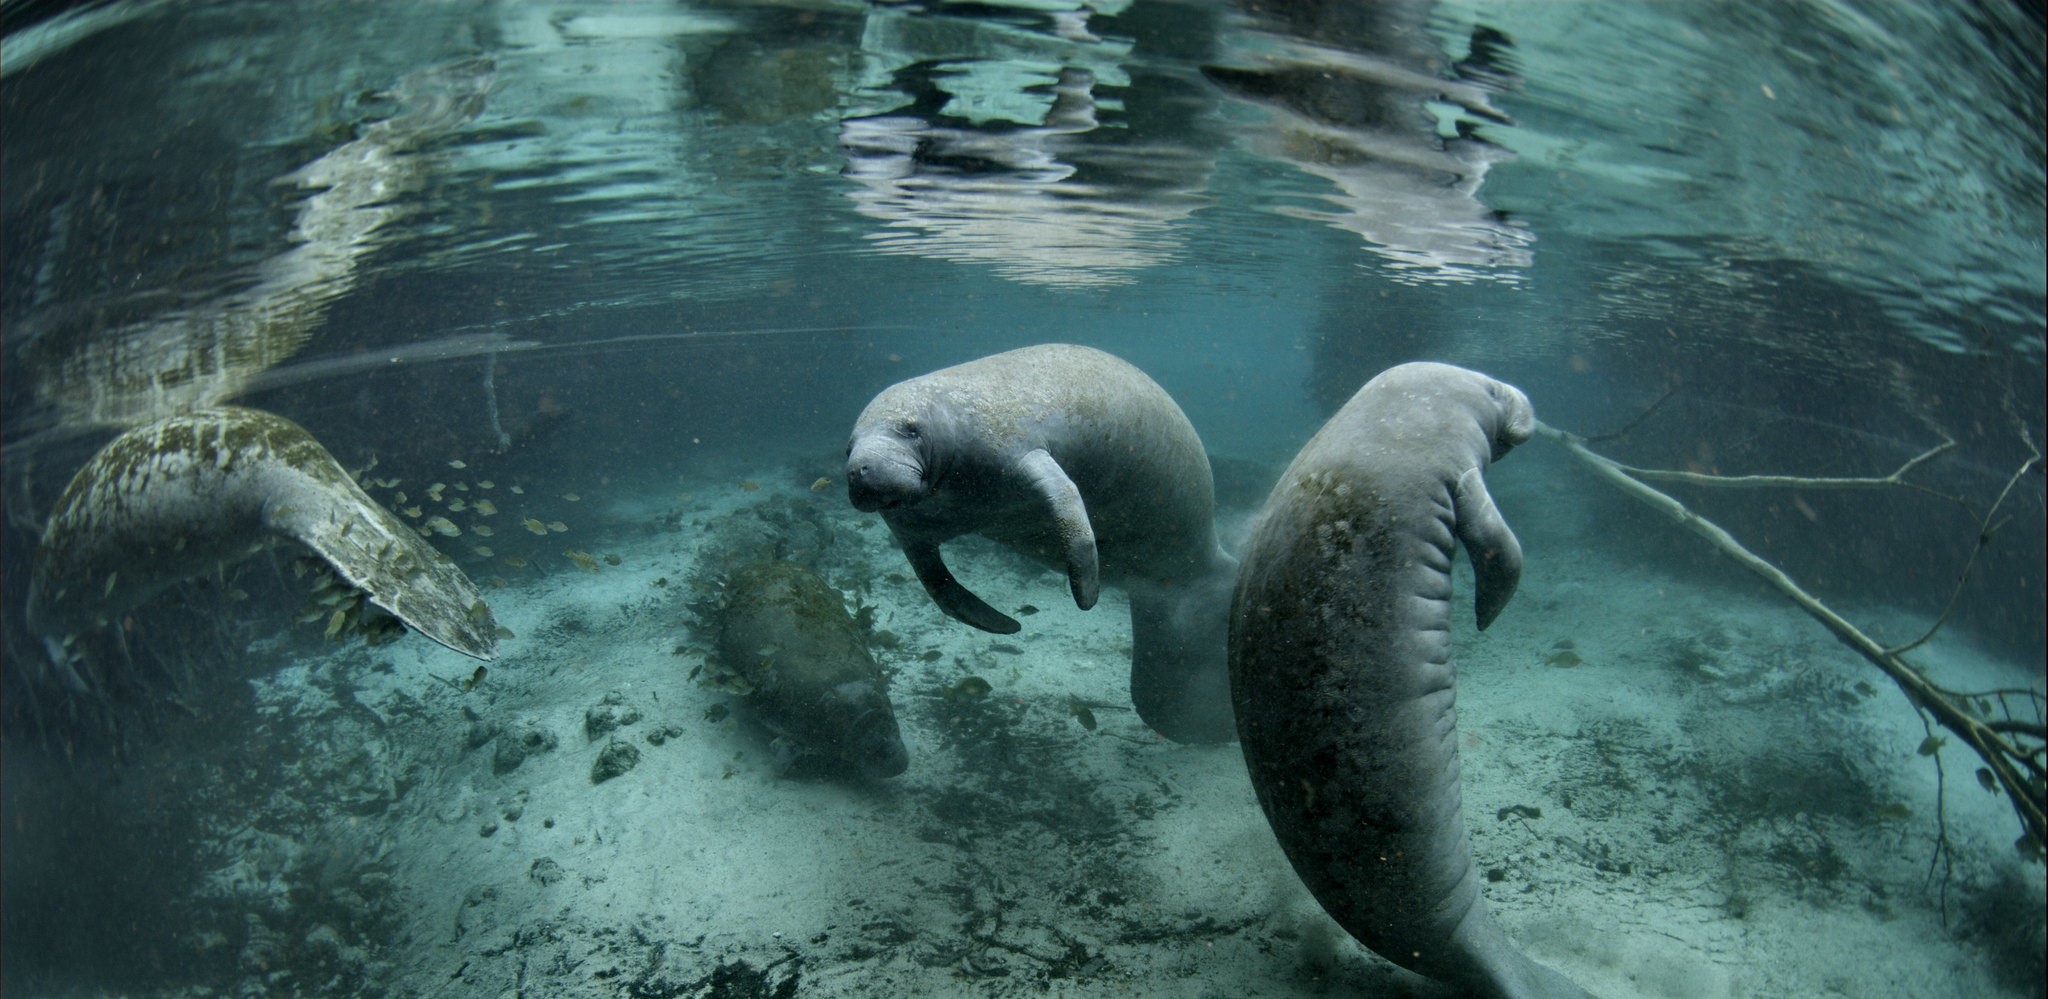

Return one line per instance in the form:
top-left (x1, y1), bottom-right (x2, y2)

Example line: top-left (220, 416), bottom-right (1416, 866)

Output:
top-left (899, 536), bottom-right (1021, 634)
top-left (1453, 465), bottom-right (1522, 630)
top-left (1015, 448), bottom-right (1100, 612)
top-left (267, 485), bottom-right (498, 661)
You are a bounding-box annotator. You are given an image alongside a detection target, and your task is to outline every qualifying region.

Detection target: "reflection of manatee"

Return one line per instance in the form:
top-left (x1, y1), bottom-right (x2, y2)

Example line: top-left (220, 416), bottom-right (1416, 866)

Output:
top-left (26, 406), bottom-right (498, 691)
top-left (709, 561), bottom-right (909, 780)
top-left (845, 344), bottom-right (1239, 743)
top-left (1231, 363), bottom-right (1586, 998)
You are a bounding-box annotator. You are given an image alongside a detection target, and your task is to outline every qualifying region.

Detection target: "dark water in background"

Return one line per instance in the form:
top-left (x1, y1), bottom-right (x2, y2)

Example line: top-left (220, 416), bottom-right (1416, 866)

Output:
top-left (0, 0), bottom-right (2042, 991)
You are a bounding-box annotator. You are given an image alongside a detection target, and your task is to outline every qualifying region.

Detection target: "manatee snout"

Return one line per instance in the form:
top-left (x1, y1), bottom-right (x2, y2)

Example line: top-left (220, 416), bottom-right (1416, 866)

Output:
top-left (829, 681), bottom-right (910, 779)
top-left (845, 434), bottom-right (925, 512)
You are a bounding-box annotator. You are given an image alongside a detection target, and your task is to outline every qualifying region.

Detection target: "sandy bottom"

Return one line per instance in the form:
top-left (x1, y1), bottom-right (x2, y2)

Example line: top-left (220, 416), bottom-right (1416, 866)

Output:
top-left (6, 445), bottom-right (2042, 999)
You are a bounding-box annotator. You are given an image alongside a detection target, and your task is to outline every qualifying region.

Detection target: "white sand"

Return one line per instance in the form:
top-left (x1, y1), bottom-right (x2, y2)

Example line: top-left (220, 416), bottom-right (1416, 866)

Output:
top-left (37, 440), bottom-right (2044, 998)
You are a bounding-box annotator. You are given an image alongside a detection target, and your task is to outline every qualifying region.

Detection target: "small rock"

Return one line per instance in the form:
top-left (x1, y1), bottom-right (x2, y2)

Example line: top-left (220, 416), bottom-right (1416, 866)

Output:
top-left (529, 857), bottom-right (565, 886)
top-left (479, 821), bottom-right (498, 838)
top-left (492, 720), bottom-right (557, 775)
top-left (590, 739), bottom-right (642, 784)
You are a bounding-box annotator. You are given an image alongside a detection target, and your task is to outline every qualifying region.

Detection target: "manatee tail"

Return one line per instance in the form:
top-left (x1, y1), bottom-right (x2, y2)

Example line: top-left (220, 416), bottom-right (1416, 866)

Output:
top-left (1127, 550), bottom-right (1239, 743)
top-left (271, 472), bottom-right (499, 662)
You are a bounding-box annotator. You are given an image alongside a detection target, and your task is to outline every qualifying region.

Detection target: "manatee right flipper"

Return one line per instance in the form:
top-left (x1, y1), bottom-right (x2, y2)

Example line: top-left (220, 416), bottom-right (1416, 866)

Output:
top-left (898, 535), bottom-right (1021, 634)
top-left (1453, 465), bottom-right (1523, 630)
top-left (26, 407), bottom-right (498, 682)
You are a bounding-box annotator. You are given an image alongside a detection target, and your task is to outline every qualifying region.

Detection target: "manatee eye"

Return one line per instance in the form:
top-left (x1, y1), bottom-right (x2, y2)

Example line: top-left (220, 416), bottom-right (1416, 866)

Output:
top-left (900, 420), bottom-right (921, 440)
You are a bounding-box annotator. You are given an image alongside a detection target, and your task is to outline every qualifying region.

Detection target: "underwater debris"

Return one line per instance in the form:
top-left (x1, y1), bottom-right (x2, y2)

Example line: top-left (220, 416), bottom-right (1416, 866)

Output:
top-left (944, 676), bottom-right (992, 701)
top-left (811, 476), bottom-right (832, 492)
top-left (1497, 804), bottom-right (1544, 822)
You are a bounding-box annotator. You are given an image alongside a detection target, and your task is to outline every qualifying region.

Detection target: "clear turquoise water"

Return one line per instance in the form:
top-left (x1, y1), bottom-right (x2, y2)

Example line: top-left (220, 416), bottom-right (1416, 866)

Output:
top-left (2, 1), bottom-right (2042, 995)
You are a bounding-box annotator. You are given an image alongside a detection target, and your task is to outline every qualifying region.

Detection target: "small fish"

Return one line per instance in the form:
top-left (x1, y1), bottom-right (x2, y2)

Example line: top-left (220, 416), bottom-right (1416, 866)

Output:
top-left (103, 573), bottom-right (118, 598)
top-left (810, 477), bottom-right (832, 492)
top-left (485, 576), bottom-right (510, 588)
top-left (547, 521), bottom-right (568, 533)
top-left (296, 606), bottom-right (328, 624)
top-left (479, 480), bottom-right (495, 489)
top-left (1015, 604), bottom-right (1039, 616)
top-left (510, 485), bottom-right (525, 495)
top-left (447, 498), bottom-right (467, 512)
top-left (394, 491), bottom-right (408, 505)
top-left (227, 588), bottom-right (250, 602)
top-left (402, 505), bottom-right (424, 518)
top-left (453, 482), bottom-right (469, 492)
top-left (495, 626), bottom-right (516, 639)
top-left (502, 556), bottom-right (529, 569)
top-left (738, 480), bottom-right (760, 491)
top-left (472, 546), bottom-right (495, 558)
top-left (603, 553), bottom-right (622, 566)
top-left (944, 676), bottom-right (992, 701)
top-left (1875, 803), bottom-right (1913, 821)
top-left (324, 609), bottom-right (348, 640)
top-left (522, 518), bottom-right (549, 536)
top-left (466, 600), bottom-right (491, 622)
top-left (1068, 697), bottom-right (1098, 731)
top-left (1977, 768), bottom-right (1998, 793)
top-left (563, 493), bottom-right (580, 502)
top-left (564, 549), bottom-right (601, 573)
top-left (459, 665), bottom-right (487, 691)
top-left (473, 524), bottom-right (494, 537)
top-left (474, 499), bottom-right (498, 516)
top-left (919, 649), bottom-right (943, 662)
top-left (1543, 650), bottom-right (1584, 667)
top-left (425, 516), bottom-right (461, 537)
top-left (1917, 735), bottom-right (1947, 756)
top-left (449, 460), bottom-right (468, 469)
top-left (428, 482), bottom-right (446, 498)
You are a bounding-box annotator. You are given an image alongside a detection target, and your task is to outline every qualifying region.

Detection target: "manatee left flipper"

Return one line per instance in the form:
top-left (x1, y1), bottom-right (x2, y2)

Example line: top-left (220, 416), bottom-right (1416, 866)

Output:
top-left (1015, 448), bottom-right (1100, 612)
top-left (899, 535), bottom-right (1021, 634)
top-left (1454, 465), bottom-right (1522, 630)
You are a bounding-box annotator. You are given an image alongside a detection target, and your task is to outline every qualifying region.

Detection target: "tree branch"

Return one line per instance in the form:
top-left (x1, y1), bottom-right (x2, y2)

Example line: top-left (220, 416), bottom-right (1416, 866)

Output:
top-left (1535, 421), bottom-right (2046, 855)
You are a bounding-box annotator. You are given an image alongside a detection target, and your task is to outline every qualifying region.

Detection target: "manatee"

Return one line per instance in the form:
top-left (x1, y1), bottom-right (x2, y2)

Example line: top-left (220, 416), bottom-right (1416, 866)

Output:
top-left (844, 343), bottom-right (1239, 743)
top-left (26, 406), bottom-right (498, 690)
top-left (1229, 362), bottom-right (1587, 998)
top-left (709, 560), bottom-right (909, 780)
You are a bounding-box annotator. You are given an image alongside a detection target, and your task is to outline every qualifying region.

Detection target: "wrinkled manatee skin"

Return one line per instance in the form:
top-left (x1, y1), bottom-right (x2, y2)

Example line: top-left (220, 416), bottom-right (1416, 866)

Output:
top-left (1229, 363), bottom-right (1587, 999)
top-left (844, 343), bottom-right (1239, 743)
top-left (711, 561), bottom-right (909, 780)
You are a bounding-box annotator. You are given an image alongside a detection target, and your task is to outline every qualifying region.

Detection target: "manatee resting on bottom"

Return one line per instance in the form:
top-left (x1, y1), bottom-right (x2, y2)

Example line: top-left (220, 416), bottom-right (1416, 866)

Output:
top-left (26, 406), bottom-right (499, 691)
top-left (1230, 363), bottom-right (1587, 998)
top-left (707, 560), bottom-right (909, 780)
